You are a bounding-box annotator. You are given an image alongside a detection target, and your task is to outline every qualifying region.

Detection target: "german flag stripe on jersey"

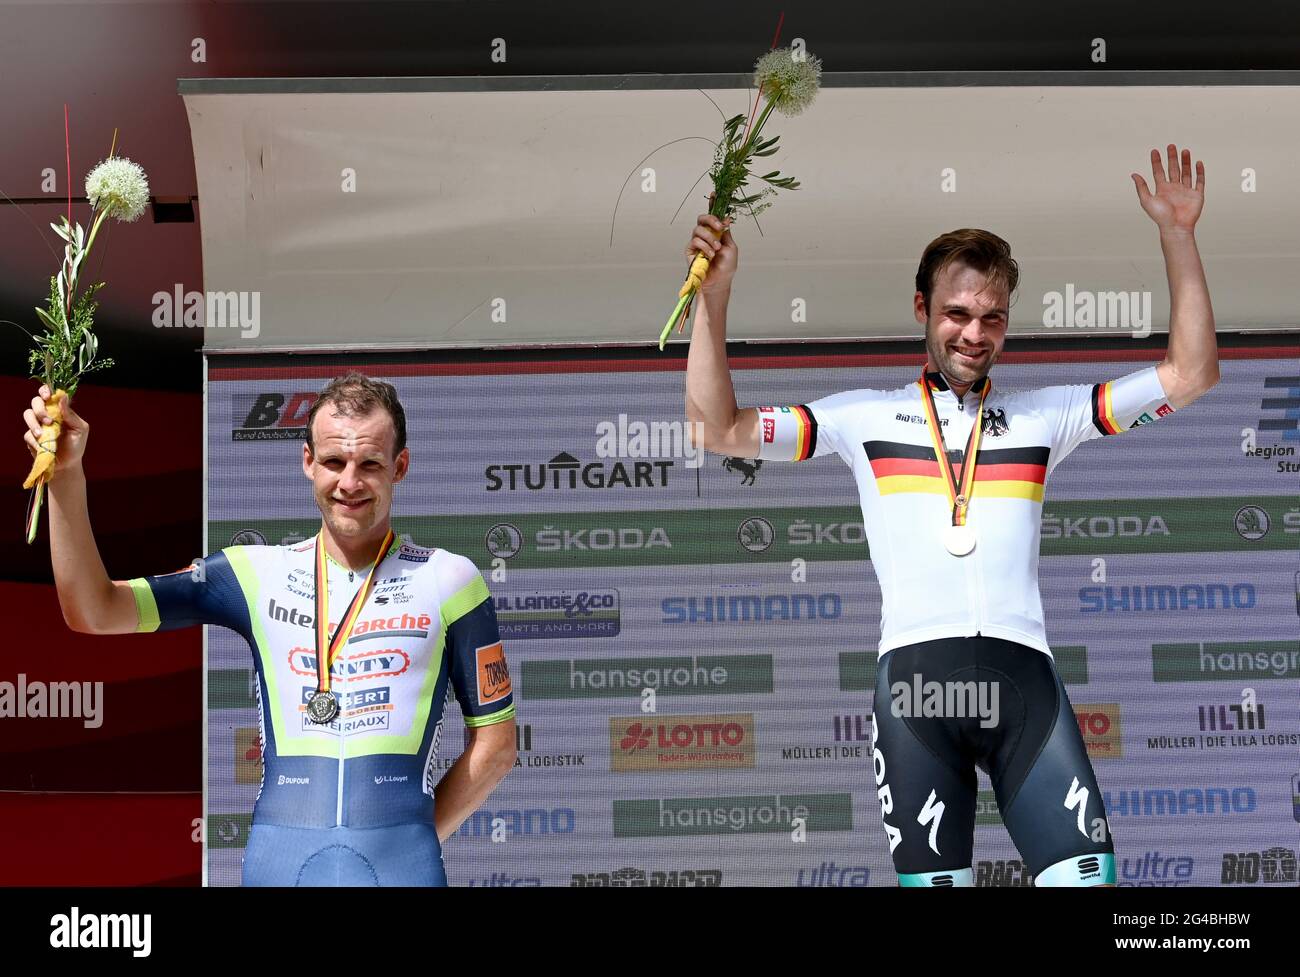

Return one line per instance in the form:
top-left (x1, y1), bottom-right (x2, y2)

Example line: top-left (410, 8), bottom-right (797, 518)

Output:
top-left (785, 405), bottom-right (818, 460)
top-left (1091, 381), bottom-right (1123, 435)
top-left (864, 441), bottom-right (1049, 501)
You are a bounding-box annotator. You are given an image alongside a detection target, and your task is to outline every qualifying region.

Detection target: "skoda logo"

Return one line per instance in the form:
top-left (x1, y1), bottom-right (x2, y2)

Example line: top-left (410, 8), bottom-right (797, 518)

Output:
top-left (1234, 505), bottom-right (1270, 541)
top-left (737, 517), bottom-right (775, 553)
top-left (229, 529), bottom-right (267, 546)
top-left (486, 523), bottom-right (523, 559)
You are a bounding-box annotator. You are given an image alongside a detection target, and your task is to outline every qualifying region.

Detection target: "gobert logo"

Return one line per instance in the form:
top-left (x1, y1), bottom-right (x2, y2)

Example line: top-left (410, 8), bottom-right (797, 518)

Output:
top-left (476, 642), bottom-right (512, 706)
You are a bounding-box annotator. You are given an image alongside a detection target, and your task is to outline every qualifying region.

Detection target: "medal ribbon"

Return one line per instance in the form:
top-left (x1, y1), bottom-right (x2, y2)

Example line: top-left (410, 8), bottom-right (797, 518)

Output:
top-left (313, 529), bottom-right (395, 696)
top-left (917, 368), bottom-right (991, 528)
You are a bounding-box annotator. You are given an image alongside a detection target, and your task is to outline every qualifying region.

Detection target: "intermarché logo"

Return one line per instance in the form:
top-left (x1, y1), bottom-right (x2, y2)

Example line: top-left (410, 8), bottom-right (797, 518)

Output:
top-left (613, 793), bottom-right (853, 837)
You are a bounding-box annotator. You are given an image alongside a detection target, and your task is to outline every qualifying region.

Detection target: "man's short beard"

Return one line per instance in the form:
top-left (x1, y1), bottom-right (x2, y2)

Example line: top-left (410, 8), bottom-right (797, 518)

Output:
top-left (925, 321), bottom-right (995, 386)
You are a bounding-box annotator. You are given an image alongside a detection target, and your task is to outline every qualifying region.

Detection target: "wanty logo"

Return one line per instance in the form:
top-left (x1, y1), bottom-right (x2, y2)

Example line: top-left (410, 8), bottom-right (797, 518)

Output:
top-left (232, 392), bottom-right (318, 442)
top-left (288, 648), bottom-right (410, 682)
top-left (610, 715), bottom-right (756, 772)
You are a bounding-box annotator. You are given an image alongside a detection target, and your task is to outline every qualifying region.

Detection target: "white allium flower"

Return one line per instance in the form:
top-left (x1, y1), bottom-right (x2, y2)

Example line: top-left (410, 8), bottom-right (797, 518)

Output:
top-left (754, 48), bottom-right (822, 117)
top-left (85, 156), bottom-right (150, 222)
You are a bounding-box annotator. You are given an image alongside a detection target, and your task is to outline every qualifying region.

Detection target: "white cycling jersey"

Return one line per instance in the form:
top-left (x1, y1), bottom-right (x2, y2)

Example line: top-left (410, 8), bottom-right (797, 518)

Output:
top-left (756, 365), bottom-right (1175, 656)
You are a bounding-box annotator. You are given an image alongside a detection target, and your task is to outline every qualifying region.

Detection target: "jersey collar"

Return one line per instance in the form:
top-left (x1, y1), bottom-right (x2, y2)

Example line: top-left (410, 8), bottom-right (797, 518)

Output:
top-left (923, 370), bottom-right (991, 396)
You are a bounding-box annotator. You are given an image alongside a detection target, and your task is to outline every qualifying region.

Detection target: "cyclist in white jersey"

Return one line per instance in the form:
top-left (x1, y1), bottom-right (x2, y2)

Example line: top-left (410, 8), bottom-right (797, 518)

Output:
top-left (682, 144), bottom-right (1218, 886)
top-left (24, 371), bottom-right (517, 886)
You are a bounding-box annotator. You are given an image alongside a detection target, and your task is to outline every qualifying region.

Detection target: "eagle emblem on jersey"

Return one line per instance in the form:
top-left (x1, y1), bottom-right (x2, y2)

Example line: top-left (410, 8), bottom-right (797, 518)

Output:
top-left (981, 407), bottom-right (1009, 437)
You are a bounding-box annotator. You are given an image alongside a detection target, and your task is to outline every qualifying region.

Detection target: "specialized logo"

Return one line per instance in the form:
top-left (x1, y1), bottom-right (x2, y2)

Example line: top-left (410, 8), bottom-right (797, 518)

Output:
top-left (918, 789), bottom-right (945, 854)
top-left (981, 407), bottom-right (1009, 437)
top-left (232, 391), bottom-right (318, 441)
top-left (722, 456), bottom-right (763, 485)
top-left (1064, 777), bottom-right (1090, 837)
top-left (476, 642), bottom-right (512, 706)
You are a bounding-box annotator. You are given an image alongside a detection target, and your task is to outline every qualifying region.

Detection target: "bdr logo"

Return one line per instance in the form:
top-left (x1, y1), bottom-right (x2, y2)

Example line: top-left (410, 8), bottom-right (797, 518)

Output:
top-left (232, 392), bottom-right (319, 442)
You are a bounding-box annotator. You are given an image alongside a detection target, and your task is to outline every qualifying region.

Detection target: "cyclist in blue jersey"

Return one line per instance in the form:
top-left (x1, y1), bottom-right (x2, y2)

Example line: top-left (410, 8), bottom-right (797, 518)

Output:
top-left (682, 144), bottom-right (1219, 886)
top-left (25, 371), bottom-right (516, 886)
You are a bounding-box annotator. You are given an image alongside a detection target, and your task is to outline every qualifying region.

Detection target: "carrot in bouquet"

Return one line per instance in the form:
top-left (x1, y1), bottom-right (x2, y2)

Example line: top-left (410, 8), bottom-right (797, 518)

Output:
top-left (23, 145), bottom-right (149, 543)
top-left (658, 46), bottom-right (822, 349)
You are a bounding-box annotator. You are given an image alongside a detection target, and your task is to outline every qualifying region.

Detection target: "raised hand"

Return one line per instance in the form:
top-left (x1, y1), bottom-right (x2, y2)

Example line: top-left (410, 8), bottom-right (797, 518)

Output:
top-left (1131, 144), bottom-right (1205, 233)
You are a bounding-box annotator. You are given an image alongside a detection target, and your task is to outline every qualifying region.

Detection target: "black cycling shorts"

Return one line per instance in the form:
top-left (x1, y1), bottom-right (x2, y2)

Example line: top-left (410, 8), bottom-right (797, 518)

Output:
top-left (870, 635), bottom-right (1115, 886)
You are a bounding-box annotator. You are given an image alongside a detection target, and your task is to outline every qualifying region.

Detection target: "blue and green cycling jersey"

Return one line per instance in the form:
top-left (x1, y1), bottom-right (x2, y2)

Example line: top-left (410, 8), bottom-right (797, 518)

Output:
top-left (127, 534), bottom-right (514, 829)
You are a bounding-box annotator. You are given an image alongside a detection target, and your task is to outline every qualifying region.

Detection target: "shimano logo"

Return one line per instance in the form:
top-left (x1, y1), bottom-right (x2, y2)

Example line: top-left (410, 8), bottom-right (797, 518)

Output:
top-left (1080, 583), bottom-right (1255, 613)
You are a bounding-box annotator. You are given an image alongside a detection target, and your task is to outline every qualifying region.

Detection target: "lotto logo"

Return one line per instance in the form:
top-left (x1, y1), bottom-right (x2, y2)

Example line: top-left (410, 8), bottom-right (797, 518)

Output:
top-left (476, 642), bottom-right (512, 707)
top-left (762, 418), bottom-right (776, 443)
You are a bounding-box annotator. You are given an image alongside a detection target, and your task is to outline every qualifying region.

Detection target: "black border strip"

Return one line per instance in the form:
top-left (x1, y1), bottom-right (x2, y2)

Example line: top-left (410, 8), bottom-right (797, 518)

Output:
top-left (178, 70), bottom-right (1300, 96)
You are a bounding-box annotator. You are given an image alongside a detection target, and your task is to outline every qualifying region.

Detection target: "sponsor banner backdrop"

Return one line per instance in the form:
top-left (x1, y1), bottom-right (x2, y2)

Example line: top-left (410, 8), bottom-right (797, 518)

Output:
top-left (206, 355), bottom-right (1300, 886)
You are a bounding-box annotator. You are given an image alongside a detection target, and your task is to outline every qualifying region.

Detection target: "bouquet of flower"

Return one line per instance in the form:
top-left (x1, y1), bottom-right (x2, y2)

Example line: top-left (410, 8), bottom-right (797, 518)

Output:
top-left (658, 46), bottom-right (822, 349)
top-left (23, 153), bottom-right (149, 543)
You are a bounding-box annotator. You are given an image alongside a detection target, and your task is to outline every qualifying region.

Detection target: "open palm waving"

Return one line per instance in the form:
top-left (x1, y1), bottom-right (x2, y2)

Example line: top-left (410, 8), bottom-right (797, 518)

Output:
top-left (1132, 143), bottom-right (1205, 232)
